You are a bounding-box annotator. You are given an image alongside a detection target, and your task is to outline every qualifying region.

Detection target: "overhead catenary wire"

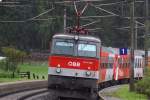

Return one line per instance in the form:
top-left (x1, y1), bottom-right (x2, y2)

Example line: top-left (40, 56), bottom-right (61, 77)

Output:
top-left (0, 4), bottom-right (31, 7)
top-left (27, 7), bottom-right (54, 21)
top-left (0, 7), bottom-right (55, 23)
top-left (81, 19), bottom-right (101, 27)
top-left (95, 0), bottom-right (144, 6)
top-left (0, 1), bottom-right (20, 4)
top-left (54, 0), bottom-right (106, 4)
top-left (0, 21), bottom-right (25, 23)
top-left (81, 15), bottom-right (117, 19)
top-left (90, 3), bottom-right (118, 16)
top-left (66, 19), bottom-right (100, 29)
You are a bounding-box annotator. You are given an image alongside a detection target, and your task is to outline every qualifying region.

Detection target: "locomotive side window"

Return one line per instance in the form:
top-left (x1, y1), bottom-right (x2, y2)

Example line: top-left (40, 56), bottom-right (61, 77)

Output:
top-left (53, 41), bottom-right (74, 56)
top-left (78, 44), bottom-right (96, 57)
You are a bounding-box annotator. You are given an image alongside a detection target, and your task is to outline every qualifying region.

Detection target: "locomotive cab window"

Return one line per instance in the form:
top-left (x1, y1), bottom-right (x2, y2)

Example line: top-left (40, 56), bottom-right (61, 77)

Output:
top-left (78, 43), bottom-right (96, 58)
top-left (51, 34), bottom-right (101, 59)
top-left (52, 40), bottom-right (74, 56)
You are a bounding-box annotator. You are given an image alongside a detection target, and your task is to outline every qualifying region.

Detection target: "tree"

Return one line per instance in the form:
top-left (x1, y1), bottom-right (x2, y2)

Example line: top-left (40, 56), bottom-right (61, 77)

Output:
top-left (1, 47), bottom-right (27, 72)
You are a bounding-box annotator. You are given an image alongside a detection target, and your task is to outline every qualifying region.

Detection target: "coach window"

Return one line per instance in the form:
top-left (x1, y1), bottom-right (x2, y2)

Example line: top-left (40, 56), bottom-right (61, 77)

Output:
top-left (100, 57), bottom-right (104, 68)
top-left (101, 59), bottom-right (104, 68)
top-left (137, 59), bottom-right (139, 68)
top-left (138, 59), bottom-right (140, 68)
top-left (136, 59), bottom-right (138, 68)
top-left (105, 58), bottom-right (107, 68)
top-left (134, 58), bottom-right (136, 68)
top-left (121, 58), bottom-right (124, 68)
top-left (125, 58), bottom-right (127, 67)
top-left (102, 57), bottom-right (105, 68)
top-left (110, 59), bottom-right (114, 68)
top-left (126, 58), bottom-right (128, 67)
top-left (108, 63), bottom-right (111, 68)
top-left (103, 63), bottom-right (105, 68)
top-left (126, 59), bottom-right (128, 67)
top-left (101, 57), bottom-right (105, 68)
top-left (102, 63), bottom-right (104, 68)
top-left (105, 62), bottom-right (107, 68)
top-left (124, 59), bottom-right (126, 67)
top-left (141, 59), bottom-right (143, 68)
top-left (123, 58), bottom-right (125, 68)
top-left (137, 59), bottom-right (138, 68)
top-left (127, 59), bottom-right (129, 67)
top-left (108, 58), bottom-right (112, 68)
top-left (118, 58), bottom-right (121, 67)
top-left (121, 58), bottom-right (123, 68)
top-left (140, 59), bottom-right (142, 68)
top-left (127, 58), bottom-right (130, 67)
top-left (141, 60), bottom-right (143, 68)
top-left (136, 58), bottom-right (138, 68)
top-left (109, 63), bottom-right (112, 68)
top-left (139, 59), bottom-right (141, 68)
top-left (101, 63), bottom-right (104, 68)
top-left (103, 58), bottom-right (106, 68)
top-left (141, 59), bottom-right (142, 68)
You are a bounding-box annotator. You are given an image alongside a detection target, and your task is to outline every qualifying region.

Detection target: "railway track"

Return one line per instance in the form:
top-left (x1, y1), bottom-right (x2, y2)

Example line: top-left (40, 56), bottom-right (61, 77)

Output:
top-left (0, 80), bottom-right (95, 100)
top-left (0, 80), bottom-right (127, 100)
top-left (0, 88), bottom-right (48, 100)
top-left (0, 88), bottom-right (92, 100)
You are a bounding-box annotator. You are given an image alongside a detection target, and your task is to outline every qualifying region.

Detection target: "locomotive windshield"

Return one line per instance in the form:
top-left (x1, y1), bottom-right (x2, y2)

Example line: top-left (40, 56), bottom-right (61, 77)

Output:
top-left (53, 41), bottom-right (74, 56)
top-left (78, 43), bottom-right (96, 57)
top-left (51, 34), bottom-right (100, 58)
top-left (52, 39), bottom-right (98, 58)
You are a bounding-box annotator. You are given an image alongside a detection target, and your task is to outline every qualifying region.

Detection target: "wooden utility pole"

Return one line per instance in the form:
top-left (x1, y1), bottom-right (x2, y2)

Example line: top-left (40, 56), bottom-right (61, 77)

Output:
top-left (145, 0), bottom-right (149, 67)
top-left (129, 0), bottom-right (135, 92)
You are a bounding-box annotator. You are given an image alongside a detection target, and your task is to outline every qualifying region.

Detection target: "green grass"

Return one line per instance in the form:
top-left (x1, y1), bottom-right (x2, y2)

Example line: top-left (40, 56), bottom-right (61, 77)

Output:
top-left (0, 78), bottom-right (23, 83)
top-left (0, 62), bottom-right (48, 83)
top-left (0, 69), bottom-right (23, 83)
top-left (107, 85), bottom-right (148, 100)
top-left (19, 62), bottom-right (48, 79)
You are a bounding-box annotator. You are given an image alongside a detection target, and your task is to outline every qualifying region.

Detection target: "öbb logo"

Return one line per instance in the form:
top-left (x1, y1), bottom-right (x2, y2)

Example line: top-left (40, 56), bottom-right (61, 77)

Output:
top-left (68, 61), bottom-right (80, 67)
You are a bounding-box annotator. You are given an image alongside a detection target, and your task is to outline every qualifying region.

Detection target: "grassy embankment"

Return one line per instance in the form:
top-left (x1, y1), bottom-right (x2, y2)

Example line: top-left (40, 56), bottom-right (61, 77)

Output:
top-left (0, 62), bottom-right (48, 83)
top-left (106, 85), bottom-right (148, 100)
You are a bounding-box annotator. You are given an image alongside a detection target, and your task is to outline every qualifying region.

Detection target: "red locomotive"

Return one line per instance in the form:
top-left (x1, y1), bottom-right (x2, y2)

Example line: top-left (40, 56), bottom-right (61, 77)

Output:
top-left (48, 34), bottom-right (101, 100)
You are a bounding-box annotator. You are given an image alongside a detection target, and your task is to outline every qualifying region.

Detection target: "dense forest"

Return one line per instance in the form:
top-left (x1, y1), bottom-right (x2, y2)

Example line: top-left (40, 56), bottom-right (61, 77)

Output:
top-left (0, 0), bottom-right (149, 51)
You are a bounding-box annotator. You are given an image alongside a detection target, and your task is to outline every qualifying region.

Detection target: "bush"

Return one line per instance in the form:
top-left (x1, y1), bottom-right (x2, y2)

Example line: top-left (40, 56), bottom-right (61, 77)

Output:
top-left (0, 60), bottom-right (6, 71)
top-left (135, 67), bottom-right (150, 98)
top-left (1, 47), bottom-right (27, 62)
top-left (1, 47), bottom-right (27, 72)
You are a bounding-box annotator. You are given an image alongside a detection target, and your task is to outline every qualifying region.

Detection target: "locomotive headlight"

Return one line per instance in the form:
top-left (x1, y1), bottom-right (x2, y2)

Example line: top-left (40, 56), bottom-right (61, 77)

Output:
top-left (88, 67), bottom-right (91, 70)
top-left (57, 64), bottom-right (61, 68)
top-left (86, 71), bottom-right (91, 76)
top-left (56, 68), bottom-right (61, 73)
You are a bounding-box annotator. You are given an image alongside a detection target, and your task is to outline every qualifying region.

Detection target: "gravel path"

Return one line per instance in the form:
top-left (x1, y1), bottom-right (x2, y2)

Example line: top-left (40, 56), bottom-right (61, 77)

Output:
top-left (99, 85), bottom-right (123, 100)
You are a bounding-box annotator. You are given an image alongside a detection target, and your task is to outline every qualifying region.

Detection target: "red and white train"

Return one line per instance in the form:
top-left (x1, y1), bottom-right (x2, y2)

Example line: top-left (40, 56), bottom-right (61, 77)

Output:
top-left (48, 33), bottom-right (145, 100)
